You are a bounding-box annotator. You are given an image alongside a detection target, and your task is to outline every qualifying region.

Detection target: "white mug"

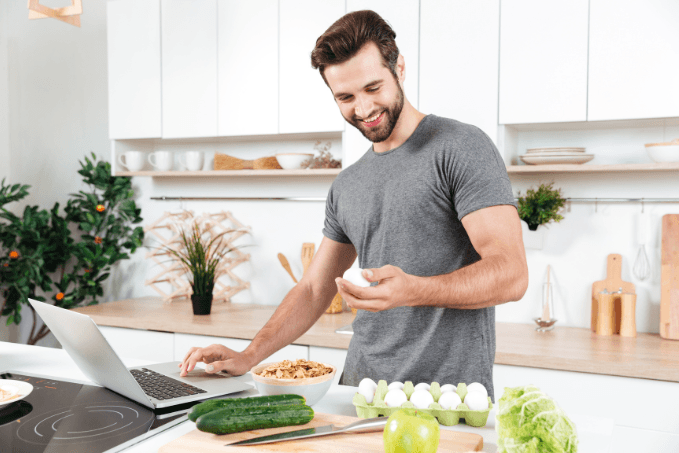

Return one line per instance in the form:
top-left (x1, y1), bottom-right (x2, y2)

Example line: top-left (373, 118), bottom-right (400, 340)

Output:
top-left (148, 151), bottom-right (174, 171)
top-left (180, 151), bottom-right (204, 171)
top-left (118, 151), bottom-right (146, 172)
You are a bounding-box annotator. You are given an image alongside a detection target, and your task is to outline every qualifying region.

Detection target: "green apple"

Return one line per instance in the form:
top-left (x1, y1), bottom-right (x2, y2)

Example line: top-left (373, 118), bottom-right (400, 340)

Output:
top-left (383, 408), bottom-right (440, 453)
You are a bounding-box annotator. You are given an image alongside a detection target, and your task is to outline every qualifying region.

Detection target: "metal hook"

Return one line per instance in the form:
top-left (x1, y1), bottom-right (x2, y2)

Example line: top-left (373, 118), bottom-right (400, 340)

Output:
top-left (641, 198), bottom-right (645, 214)
top-left (595, 197), bottom-right (598, 213)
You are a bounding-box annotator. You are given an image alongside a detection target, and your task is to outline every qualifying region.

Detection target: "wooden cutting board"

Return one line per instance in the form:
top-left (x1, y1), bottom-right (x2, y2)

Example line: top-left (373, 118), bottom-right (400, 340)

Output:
top-left (661, 214), bottom-right (679, 340)
top-left (591, 254), bottom-right (635, 333)
top-left (159, 413), bottom-right (483, 453)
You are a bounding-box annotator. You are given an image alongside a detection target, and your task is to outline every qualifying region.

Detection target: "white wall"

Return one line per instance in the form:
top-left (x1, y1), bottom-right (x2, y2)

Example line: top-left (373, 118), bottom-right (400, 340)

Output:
top-left (1, 1), bottom-right (678, 346)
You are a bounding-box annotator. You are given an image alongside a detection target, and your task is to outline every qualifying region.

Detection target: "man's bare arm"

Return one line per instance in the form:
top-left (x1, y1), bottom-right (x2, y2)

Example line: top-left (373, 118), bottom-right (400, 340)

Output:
top-left (336, 205), bottom-right (528, 311)
top-left (241, 237), bottom-right (357, 365)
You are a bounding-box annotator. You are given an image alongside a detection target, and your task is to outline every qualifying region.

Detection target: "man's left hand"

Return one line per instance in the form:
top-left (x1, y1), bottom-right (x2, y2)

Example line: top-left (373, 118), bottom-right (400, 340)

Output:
top-left (335, 265), bottom-right (419, 312)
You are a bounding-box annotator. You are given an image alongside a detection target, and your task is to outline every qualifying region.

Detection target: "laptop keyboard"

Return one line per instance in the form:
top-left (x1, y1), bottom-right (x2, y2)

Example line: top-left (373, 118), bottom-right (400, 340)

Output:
top-left (130, 368), bottom-right (208, 401)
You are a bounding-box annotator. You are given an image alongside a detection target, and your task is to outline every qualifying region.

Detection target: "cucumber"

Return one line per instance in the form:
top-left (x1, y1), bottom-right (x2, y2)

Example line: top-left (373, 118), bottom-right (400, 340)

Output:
top-left (196, 404), bottom-right (314, 435)
top-left (188, 394), bottom-right (306, 422)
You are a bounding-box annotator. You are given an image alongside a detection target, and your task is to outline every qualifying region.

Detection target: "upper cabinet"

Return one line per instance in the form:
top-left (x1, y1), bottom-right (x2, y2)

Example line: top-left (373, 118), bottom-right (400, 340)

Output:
top-left (107, 0), bottom-right (162, 139)
top-left (278, 0), bottom-right (346, 134)
top-left (161, 0), bottom-right (218, 139)
top-left (499, 0), bottom-right (589, 124)
top-left (218, 1), bottom-right (278, 136)
top-left (420, 0), bottom-right (499, 144)
top-left (588, 0), bottom-right (679, 121)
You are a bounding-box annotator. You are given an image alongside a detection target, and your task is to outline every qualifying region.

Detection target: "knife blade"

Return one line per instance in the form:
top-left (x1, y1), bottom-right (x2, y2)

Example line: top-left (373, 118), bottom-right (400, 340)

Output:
top-left (226, 416), bottom-right (388, 446)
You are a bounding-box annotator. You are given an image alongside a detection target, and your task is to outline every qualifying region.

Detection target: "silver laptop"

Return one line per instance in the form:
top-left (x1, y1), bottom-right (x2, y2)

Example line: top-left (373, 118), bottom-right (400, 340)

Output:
top-left (29, 299), bottom-right (253, 409)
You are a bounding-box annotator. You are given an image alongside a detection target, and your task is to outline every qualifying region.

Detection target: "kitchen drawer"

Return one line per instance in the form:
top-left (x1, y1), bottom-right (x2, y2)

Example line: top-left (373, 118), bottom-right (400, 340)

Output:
top-left (99, 326), bottom-right (174, 364)
top-left (173, 333), bottom-right (309, 365)
top-left (309, 346), bottom-right (347, 386)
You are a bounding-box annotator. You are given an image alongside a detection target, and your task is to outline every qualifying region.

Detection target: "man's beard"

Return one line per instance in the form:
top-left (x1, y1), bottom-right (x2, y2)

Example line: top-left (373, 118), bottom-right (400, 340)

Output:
top-left (346, 83), bottom-right (405, 143)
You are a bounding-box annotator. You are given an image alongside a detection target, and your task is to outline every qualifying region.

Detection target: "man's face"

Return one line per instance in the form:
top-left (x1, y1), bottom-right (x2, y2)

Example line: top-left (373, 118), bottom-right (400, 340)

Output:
top-left (324, 42), bottom-right (404, 143)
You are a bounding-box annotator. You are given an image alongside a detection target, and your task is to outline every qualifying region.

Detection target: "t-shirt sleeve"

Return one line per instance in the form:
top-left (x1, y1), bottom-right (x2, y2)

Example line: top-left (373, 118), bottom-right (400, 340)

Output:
top-left (322, 180), bottom-right (352, 244)
top-left (450, 127), bottom-right (517, 220)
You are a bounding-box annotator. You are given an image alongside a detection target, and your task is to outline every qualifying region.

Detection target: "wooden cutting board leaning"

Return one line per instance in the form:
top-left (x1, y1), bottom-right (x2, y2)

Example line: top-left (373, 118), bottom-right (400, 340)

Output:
top-left (661, 214), bottom-right (679, 340)
top-left (158, 412), bottom-right (483, 453)
top-left (591, 254), bottom-right (635, 335)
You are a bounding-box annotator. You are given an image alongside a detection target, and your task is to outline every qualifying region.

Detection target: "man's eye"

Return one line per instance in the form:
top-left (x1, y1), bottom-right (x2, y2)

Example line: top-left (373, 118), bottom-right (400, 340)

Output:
top-left (339, 96), bottom-right (352, 102)
top-left (367, 87), bottom-right (380, 92)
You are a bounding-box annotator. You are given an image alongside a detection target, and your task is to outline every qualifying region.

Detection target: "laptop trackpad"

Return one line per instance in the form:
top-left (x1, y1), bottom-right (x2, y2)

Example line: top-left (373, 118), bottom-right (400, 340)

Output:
top-left (142, 361), bottom-right (253, 391)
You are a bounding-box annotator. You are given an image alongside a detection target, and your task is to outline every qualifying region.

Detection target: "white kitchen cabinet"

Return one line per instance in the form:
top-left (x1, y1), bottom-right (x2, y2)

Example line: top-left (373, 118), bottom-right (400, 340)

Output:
top-left (420, 0), bottom-right (499, 144)
top-left (498, 0), bottom-right (589, 124)
top-left (218, 0), bottom-right (278, 136)
top-left (98, 326), bottom-right (174, 363)
top-left (588, 0), bottom-right (679, 121)
top-left (107, 0), bottom-right (162, 139)
top-left (309, 346), bottom-right (347, 386)
top-left (161, 0), bottom-right (218, 139)
top-left (173, 333), bottom-right (309, 365)
top-left (279, 0), bottom-right (345, 134)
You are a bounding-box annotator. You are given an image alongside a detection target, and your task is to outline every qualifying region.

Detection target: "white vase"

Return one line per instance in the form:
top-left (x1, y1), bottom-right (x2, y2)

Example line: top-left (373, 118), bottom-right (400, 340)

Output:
top-left (522, 221), bottom-right (546, 250)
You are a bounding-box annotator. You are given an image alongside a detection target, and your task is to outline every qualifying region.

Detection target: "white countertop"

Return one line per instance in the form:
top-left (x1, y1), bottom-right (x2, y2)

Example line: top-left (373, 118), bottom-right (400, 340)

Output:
top-left (0, 341), bottom-right (622, 452)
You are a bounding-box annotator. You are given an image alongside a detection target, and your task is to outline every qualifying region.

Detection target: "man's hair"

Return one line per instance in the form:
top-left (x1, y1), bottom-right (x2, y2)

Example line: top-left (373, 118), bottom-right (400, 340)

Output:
top-left (310, 10), bottom-right (400, 85)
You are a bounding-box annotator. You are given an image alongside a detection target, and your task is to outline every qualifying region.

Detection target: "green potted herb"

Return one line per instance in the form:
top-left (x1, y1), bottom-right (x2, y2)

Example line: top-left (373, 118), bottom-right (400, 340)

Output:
top-left (164, 223), bottom-right (238, 315)
top-left (516, 182), bottom-right (566, 249)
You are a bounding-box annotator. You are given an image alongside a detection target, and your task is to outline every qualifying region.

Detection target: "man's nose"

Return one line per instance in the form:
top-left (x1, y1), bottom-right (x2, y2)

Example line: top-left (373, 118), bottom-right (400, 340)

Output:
top-left (354, 95), bottom-right (374, 119)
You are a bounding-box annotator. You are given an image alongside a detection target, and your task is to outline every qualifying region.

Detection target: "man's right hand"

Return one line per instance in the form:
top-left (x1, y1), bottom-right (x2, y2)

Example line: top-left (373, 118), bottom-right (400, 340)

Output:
top-left (178, 344), bottom-right (255, 377)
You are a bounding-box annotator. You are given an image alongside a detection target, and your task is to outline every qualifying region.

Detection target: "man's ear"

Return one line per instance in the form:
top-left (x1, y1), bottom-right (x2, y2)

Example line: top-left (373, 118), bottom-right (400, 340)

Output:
top-left (396, 54), bottom-right (406, 83)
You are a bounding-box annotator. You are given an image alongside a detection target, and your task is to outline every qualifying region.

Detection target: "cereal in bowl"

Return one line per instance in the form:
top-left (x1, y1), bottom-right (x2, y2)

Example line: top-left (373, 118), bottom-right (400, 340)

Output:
top-left (257, 359), bottom-right (333, 379)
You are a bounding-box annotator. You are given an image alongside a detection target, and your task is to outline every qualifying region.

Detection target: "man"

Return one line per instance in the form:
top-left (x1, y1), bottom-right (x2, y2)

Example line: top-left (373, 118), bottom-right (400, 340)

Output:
top-left (180, 10), bottom-right (528, 401)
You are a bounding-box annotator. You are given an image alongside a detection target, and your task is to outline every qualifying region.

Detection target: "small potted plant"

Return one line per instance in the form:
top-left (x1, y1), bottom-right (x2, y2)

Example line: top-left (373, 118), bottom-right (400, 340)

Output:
top-left (516, 182), bottom-right (566, 249)
top-left (164, 223), bottom-right (238, 315)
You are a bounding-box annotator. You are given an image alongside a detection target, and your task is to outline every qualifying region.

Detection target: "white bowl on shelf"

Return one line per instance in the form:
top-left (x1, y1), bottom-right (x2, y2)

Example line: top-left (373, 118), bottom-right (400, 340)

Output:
top-left (250, 362), bottom-right (336, 406)
top-left (645, 139), bottom-right (679, 163)
top-left (275, 153), bottom-right (313, 170)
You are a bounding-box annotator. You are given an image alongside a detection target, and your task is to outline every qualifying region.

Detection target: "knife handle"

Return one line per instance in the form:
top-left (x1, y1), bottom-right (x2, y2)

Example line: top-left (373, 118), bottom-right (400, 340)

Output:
top-left (340, 416), bottom-right (389, 433)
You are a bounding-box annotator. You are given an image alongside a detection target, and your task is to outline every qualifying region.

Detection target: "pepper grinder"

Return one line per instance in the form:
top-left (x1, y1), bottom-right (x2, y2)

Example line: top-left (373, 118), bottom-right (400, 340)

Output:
top-left (620, 292), bottom-right (637, 337)
top-left (596, 289), bottom-right (616, 336)
top-left (534, 265), bottom-right (557, 332)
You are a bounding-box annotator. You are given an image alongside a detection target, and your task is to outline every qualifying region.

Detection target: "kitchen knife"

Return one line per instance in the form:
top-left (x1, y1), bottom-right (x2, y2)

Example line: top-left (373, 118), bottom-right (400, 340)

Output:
top-left (225, 416), bottom-right (388, 446)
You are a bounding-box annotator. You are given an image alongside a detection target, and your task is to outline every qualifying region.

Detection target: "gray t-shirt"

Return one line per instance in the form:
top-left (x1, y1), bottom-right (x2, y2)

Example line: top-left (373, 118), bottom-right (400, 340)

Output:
top-left (322, 115), bottom-right (516, 402)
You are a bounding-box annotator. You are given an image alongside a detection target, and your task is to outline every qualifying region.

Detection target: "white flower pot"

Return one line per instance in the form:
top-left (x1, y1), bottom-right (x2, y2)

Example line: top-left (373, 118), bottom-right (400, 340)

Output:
top-left (522, 221), bottom-right (546, 250)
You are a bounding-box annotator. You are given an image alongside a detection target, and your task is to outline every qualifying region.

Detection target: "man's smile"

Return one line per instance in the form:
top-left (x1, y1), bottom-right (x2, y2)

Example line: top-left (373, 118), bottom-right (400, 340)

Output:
top-left (361, 111), bottom-right (384, 127)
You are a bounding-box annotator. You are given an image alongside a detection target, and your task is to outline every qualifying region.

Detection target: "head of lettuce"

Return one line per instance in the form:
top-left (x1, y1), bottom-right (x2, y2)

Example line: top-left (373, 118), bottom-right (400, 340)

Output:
top-left (496, 385), bottom-right (578, 453)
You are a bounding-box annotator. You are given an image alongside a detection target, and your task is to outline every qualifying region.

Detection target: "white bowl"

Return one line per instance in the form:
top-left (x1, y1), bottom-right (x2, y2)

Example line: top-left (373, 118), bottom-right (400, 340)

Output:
top-left (0, 380), bottom-right (33, 408)
top-left (645, 139), bottom-right (679, 163)
top-left (250, 362), bottom-right (336, 406)
top-left (275, 153), bottom-right (314, 170)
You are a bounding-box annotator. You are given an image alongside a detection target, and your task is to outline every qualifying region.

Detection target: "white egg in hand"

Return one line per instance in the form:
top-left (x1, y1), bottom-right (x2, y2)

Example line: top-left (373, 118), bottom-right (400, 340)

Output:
top-left (357, 378), bottom-right (378, 404)
top-left (384, 389), bottom-right (408, 407)
top-left (466, 382), bottom-right (488, 398)
top-left (438, 391), bottom-right (462, 410)
top-left (342, 268), bottom-right (371, 287)
top-left (440, 384), bottom-right (457, 394)
top-left (414, 383), bottom-right (431, 392)
top-left (409, 389), bottom-right (434, 409)
top-left (387, 381), bottom-right (404, 391)
top-left (464, 391), bottom-right (489, 411)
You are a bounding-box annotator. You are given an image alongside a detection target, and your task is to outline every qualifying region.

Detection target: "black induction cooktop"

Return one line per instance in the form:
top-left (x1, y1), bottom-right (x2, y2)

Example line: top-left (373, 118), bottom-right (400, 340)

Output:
top-left (0, 371), bottom-right (192, 453)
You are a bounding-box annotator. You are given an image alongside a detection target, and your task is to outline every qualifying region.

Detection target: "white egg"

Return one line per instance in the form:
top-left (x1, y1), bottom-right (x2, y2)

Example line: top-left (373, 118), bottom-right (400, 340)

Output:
top-left (413, 382), bottom-right (431, 392)
top-left (384, 389), bottom-right (408, 407)
top-left (409, 389), bottom-right (434, 409)
top-left (357, 378), bottom-right (378, 404)
top-left (464, 391), bottom-right (489, 411)
top-left (387, 381), bottom-right (404, 391)
top-left (438, 391), bottom-right (462, 410)
top-left (466, 382), bottom-right (488, 398)
top-left (440, 384), bottom-right (457, 394)
top-left (343, 268), bottom-right (371, 287)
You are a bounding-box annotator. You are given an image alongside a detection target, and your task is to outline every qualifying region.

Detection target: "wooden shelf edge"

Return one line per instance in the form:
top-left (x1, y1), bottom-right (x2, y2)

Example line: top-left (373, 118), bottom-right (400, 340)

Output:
top-left (507, 162), bottom-right (679, 173)
top-left (115, 169), bottom-right (342, 177)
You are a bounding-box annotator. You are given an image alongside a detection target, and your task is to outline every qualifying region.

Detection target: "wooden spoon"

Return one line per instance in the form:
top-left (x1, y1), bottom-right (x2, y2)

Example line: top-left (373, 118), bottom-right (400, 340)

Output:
top-left (277, 253), bottom-right (297, 283)
top-left (301, 243), bottom-right (315, 275)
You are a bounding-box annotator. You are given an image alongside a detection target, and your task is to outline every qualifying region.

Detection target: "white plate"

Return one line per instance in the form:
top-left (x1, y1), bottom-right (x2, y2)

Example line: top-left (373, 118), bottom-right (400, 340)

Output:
top-left (0, 380), bottom-right (33, 408)
top-left (526, 147), bottom-right (586, 154)
top-left (523, 152), bottom-right (590, 157)
top-left (520, 154), bottom-right (594, 165)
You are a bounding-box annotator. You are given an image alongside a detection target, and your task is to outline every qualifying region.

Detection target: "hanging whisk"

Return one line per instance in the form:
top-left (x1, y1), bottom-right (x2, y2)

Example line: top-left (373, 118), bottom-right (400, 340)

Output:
top-left (633, 213), bottom-right (651, 281)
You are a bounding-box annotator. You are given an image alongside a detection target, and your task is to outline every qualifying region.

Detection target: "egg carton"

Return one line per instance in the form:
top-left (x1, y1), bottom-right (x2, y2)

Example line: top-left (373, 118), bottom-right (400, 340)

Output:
top-left (352, 380), bottom-right (493, 427)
